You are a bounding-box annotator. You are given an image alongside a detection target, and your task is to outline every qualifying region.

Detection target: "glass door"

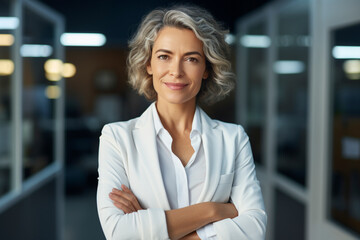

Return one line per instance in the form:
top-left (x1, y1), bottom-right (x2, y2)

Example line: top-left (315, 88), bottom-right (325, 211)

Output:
top-left (0, 0), bottom-right (13, 198)
top-left (0, 0), bottom-right (64, 239)
top-left (308, 0), bottom-right (360, 239)
top-left (328, 14), bottom-right (360, 240)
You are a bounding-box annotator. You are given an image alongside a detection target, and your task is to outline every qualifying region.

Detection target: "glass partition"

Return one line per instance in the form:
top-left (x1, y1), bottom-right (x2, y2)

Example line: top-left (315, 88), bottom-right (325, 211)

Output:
top-left (274, 188), bottom-right (305, 240)
top-left (0, 0), bottom-right (14, 197)
top-left (275, 1), bottom-right (310, 186)
top-left (329, 22), bottom-right (360, 236)
top-left (22, 5), bottom-right (58, 179)
top-left (243, 21), bottom-right (268, 165)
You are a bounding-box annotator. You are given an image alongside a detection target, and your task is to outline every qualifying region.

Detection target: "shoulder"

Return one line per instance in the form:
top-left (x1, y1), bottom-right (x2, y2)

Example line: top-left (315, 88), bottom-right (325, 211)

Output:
top-left (199, 108), bottom-right (250, 151)
top-left (101, 103), bottom-right (154, 139)
top-left (213, 120), bottom-right (248, 141)
top-left (213, 119), bottom-right (244, 132)
top-left (199, 108), bottom-right (247, 139)
top-left (100, 117), bottom-right (140, 145)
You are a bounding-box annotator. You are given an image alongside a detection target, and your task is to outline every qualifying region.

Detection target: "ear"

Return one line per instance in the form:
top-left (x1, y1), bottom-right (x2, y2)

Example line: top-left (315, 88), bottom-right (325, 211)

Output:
top-left (146, 63), bottom-right (153, 75)
top-left (202, 70), bottom-right (209, 80)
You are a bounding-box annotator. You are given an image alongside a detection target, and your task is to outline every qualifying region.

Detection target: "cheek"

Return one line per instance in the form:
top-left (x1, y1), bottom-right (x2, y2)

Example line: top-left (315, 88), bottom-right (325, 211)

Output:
top-left (194, 69), bottom-right (206, 84)
top-left (151, 64), bottom-right (167, 79)
top-left (152, 74), bottom-right (161, 94)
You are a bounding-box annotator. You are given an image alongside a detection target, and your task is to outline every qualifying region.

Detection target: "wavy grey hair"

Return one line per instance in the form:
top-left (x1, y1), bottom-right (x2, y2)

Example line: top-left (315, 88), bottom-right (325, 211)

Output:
top-left (127, 5), bottom-right (235, 105)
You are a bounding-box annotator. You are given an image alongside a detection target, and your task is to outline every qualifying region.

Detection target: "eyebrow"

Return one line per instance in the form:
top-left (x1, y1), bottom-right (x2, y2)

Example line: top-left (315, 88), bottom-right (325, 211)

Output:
top-left (155, 49), bottom-right (203, 57)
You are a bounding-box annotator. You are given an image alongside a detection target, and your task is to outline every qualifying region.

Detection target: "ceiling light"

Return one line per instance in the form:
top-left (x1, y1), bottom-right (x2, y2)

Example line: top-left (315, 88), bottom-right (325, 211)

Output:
top-left (60, 33), bottom-right (106, 46)
top-left (273, 60), bottom-right (305, 74)
top-left (20, 44), bottom-right (53, 57)
top-left (332, 46), bottom-right (360, 59)
top-left (0, 17), bottom-right (19, 30)
top-left (240, 35), bottom-right (271, 48)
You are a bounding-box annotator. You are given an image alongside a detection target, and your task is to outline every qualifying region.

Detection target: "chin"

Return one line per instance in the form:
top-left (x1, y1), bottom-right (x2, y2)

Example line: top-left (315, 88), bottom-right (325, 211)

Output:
top-left (159, 94), bottom-right (195, 105)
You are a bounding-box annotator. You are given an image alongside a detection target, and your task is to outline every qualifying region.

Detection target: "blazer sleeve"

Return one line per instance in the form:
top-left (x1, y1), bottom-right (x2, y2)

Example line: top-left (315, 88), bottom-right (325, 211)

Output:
top-left (213, 126), bottom-right (267, 240)
top-left (97, 124), bottom-right (170, 240)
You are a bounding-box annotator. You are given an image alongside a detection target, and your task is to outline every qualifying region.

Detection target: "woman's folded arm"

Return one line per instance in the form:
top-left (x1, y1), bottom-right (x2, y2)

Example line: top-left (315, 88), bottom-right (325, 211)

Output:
top-left (212, 127), bottom-right (267, 240)
top-left (97, 125), bottom-right (238, 240)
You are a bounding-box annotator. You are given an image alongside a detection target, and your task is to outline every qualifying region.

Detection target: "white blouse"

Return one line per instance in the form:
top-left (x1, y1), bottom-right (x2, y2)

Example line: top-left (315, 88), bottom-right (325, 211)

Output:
top-left (152, 104), bottom-right (216, 239)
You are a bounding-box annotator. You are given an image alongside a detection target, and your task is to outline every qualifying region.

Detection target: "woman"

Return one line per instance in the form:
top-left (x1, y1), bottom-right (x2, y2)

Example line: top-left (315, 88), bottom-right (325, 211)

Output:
top-left (97, 5), bottom-right (267, 240)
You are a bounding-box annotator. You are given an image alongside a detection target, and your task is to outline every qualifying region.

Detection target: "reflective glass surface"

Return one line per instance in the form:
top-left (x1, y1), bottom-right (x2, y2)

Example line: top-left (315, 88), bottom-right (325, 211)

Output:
top-left (0, 0), bottom-right (13, 197)
top-left (329, 22), bottom-right (360, 236)
top-left (275, 1), bottom-right (309, 186)
top-left (244, 22), bottom-right (267, 165)
top-left (274, 188), bottom-right (305, 240)
top-left (22, 6), bottom-right (58, 179)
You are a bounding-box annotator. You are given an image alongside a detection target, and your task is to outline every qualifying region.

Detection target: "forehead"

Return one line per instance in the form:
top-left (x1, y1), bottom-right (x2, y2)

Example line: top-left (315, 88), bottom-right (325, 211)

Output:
top-left (152, 26), bottom-right (204, 53)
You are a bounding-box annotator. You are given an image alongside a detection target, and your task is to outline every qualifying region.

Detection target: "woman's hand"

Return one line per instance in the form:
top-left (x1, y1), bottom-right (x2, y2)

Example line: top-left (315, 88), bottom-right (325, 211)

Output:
top-left (109, 184), bottom-right (143, 213)
top-left (212, 202), bottom-right (238, 221)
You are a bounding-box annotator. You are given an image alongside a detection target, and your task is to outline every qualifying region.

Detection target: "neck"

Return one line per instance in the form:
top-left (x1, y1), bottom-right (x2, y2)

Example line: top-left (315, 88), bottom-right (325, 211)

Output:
top-left (155, 99), bottom-right (196, 134)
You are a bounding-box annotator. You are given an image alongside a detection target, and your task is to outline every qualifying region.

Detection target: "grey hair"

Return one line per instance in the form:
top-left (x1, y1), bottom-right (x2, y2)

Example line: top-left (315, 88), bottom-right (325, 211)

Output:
top-left (127, 5), bottom-right (235, 105)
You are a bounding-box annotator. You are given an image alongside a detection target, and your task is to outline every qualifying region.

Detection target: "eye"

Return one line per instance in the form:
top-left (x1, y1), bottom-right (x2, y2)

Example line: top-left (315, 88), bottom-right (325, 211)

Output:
top-left (158, 55), bottom-right (169, 60)
top-left (186, 57), bottom-right (199, 63)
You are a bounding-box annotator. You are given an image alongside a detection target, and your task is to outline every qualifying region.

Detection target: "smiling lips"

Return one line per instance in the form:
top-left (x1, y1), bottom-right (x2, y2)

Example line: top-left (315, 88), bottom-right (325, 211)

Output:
top-left (164, 82), bottom-right (188, 90)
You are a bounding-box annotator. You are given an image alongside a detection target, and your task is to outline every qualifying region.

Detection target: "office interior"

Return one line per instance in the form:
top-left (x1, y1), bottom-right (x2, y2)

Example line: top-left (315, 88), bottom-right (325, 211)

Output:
top-left (0, 0), bottom-right (360, 239)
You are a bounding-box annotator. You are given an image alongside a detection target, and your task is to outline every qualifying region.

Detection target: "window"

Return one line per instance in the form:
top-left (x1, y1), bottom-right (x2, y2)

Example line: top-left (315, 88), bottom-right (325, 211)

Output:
top-left (329, 22), bottom-right (360, 236)
top-left (0, 0), bottom-right (14, 197)
top-left (243, 21), bottom-right (268, 166)
top-left (275, 1), bottom-right (309, 186)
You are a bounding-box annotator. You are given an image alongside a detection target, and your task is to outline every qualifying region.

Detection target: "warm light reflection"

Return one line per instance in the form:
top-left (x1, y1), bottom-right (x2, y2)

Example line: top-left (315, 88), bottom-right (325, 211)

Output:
top-left (20, 44), bottom-right (53, 57)
top-left (343, 60), bottom-right (360, 80)
top-left (240, 35), bottom-right (271, 48)
top-left (44, 59), bottom-right (76, 80)
top-left (0, 34), bottom-right (14, 46)
top-left (44, 59), bottom-right (62, 81)
top-left (62, 63), bottom-right (76, 78)
top-left (45, 85), bottom-right (61, 99)
top-left (0, 17), bottom-right (19, 30)
top-left (45, 72), bottom-right (62, 81)
top-left (0, 59), bottom-right (14, 76)
top-left (60, 33), bottom-right (106, 46)
top-left (273, 60), bottom-right (305, 74)
top-left (44, 59), bottom-right (63, 74)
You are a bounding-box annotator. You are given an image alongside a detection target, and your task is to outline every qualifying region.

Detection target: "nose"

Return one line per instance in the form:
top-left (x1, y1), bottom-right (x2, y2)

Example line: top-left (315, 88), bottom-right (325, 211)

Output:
top-left (169, 58), bottom-right (183, 77)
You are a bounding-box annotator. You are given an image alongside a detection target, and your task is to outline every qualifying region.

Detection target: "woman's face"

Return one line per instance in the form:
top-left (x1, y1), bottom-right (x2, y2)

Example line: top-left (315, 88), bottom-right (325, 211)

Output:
top-left (147, 26), bottom-right (208, 106)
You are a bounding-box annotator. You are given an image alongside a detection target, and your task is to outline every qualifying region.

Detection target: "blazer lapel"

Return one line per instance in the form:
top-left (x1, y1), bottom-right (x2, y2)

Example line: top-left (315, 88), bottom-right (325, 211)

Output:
top-left (132, 104), bottom-right (171, 210)
top-left (197, 108), bottom-right (224, 203)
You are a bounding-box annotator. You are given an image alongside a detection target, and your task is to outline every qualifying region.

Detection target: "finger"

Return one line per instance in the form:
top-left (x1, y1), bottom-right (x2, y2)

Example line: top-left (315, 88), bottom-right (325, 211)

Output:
top-left (113, 201), bottom-right (133, 214)
top-left (133, 199), bottom-right (142, 211)
top-left (109, 193), bottom-right (136, 212)
top-left (111, 195), bottom-right (136, 213)
top-left (110, 192), bottom-right (136, 212)
top-left (113, 188), bottom-right (141, 210)
top-left (112, 188), bottom-right (134, 202)
top-left (121, 185), bottom-right (143, 210)
top-left (121, 184), bottom-right (130, 192)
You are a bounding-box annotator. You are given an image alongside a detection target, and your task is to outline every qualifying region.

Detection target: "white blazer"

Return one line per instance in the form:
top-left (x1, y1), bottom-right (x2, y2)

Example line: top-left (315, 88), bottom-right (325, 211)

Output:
top-left (97, 103), bottom-right (267, 240)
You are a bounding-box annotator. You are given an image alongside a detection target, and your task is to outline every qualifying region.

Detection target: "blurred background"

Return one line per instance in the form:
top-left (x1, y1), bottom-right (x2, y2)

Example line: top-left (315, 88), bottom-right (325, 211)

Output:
top-left (0, 0), bottom-right (359, 239)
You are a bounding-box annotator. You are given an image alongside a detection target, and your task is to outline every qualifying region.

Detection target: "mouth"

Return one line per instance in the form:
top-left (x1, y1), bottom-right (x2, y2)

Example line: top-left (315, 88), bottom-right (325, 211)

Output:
top-left (164, 82), bottom-right (188, 90)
